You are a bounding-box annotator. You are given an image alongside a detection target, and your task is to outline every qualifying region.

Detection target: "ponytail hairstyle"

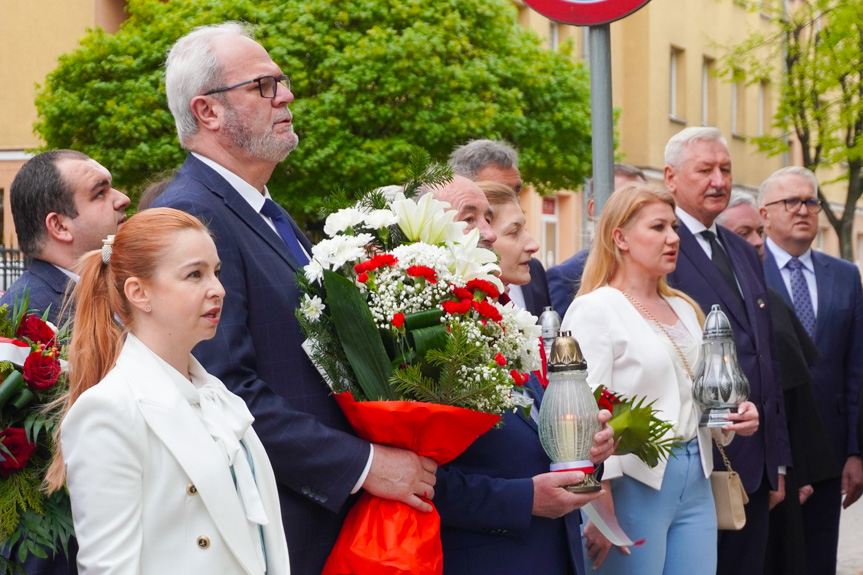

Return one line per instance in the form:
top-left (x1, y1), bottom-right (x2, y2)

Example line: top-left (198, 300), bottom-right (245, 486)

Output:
top-left (45, 208), bottom-right (209, 492)
top-left (577, 183), bottom-right (704, 323)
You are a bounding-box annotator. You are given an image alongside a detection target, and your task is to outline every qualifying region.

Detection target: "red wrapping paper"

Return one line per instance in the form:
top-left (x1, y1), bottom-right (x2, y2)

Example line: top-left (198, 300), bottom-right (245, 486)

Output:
top-left (323, 393), bottom-right (501, 575)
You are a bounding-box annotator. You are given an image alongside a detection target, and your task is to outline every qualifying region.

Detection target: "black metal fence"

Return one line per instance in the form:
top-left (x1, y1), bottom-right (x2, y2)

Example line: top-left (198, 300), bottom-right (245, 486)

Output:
top-left (0, 247), bottom-right (27, 292)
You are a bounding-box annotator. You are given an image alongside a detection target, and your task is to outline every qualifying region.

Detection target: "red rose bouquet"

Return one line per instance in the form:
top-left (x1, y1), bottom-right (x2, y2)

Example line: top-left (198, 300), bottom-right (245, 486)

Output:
top-left (296, 181), bottom-right (542, 575)
top-left (0, 295), bottom-right (72, 573)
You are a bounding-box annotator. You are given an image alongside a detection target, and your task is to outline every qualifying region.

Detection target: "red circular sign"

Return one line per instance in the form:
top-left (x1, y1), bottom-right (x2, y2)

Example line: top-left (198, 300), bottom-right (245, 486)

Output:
top-left (524, 0), bottom-right (652, 26)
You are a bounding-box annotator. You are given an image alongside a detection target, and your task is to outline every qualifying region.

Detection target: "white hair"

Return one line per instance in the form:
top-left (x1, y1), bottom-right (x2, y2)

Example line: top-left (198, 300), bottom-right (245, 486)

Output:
top-left (449, 140), bottom-right (519, 179)
top-left (165, 22), bottom-right (253, 147)
top-left (716, 190), bottom-right (758, 226)
top-left (664, 126), bottom-right (729, 169)
top-left (757, 166), bottom-right (819, 205)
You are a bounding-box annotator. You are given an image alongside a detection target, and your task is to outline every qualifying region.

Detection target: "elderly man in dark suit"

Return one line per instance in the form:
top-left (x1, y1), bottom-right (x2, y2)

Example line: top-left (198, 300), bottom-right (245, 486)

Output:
top-left (0, 150), bottom-right (129, 325)
top-left (0, 150), bottom-right (129, 574)
top-left (448, 139), bottom-right (551, 317)
top-left (717, 191), bottom-right (840, 575)
top-left (153, 23), bottom-right (437, 574)
top-left (662, 127), bottom-right (791, 575)
top-left (758, 166), bottom-right (863, 575)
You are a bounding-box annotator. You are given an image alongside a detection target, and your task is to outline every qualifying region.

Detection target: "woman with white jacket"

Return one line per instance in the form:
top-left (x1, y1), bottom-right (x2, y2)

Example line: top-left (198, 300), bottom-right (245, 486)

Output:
top-left (562, 184), bottom-right (759, 574)
top-left (45, 208), bottom-right (289, 575)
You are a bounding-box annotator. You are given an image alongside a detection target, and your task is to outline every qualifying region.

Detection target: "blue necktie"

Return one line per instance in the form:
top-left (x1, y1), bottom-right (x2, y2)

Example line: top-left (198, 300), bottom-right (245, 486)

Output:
top-left (260, 198), bottom-right (309, 266)
top-left (787, 257), bottom-right (816, 336)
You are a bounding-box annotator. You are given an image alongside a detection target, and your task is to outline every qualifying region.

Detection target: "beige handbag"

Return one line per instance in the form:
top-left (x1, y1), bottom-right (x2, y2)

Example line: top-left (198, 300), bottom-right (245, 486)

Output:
top-left (711, 438), bottom-right (749, 530)
top-left (621, 292), bottom-right (749, 531)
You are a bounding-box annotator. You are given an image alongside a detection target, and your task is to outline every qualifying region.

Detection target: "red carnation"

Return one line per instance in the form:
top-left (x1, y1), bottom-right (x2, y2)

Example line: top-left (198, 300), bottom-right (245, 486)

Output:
top-left (392, 313), bottom-right (405, 328)
top-left (510, 370), bottom-right (526, 386)
top-left (442, 299), bottom-right (472, 315)
top-left (466, 279), bottom-right (500, 299)
top-left (473, 299), bottom-right (502, 322)
top-left (494, 353), bottom-right (507, 366)
top-left (406, 266), bottom-right (437, 283)
top-left (357, 272), bottom-right (369, 283)
top-left (0, 428), bottom-right (36, 477)
top-left (355, 253), bottom-right (399, 274)
top-left (22, 351), bottom-right (62, 391)
top-left (598, 389), bottom-right (621, 412)
top-left (16, 315), bottom-right (56, 346)
top-left (451, 286), bottom-right (474, 301)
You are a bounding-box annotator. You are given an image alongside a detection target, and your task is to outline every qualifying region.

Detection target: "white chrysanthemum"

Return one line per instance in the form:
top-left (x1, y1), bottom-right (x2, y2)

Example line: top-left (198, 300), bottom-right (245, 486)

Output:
top-left (300, 294), bottom-right (326, 322)
top-left (303, 259), bottom-right (324, 285)
top-left (363, 209), bottom-right (399, 230)
top-left (498, 301), bottom-right (542, 342)
top-left (311, 234), bottom-right (372, 270)
top-left (324, 207), bottom-right (367, 237)
top-left (390, 193), bottom-right (467, 244)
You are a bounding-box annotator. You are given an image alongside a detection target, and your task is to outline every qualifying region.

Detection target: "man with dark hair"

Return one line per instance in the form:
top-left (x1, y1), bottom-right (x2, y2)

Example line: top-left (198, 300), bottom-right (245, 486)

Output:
top-left (0, 150), bottom-right (129, 325)
top-left (449, 139), bottom-right (550, 317)
top-left (0, 150), bottom-right (128, 574)
top-left (546, 163), bottom-right (647, 317)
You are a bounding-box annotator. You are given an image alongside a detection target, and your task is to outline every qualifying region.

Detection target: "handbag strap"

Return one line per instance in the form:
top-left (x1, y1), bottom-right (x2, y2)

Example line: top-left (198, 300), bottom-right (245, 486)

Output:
top-left (621, 291), bottom-right (735, 473)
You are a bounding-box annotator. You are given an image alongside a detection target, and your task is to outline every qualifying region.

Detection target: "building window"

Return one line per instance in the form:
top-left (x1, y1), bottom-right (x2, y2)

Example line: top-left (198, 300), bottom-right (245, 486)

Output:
top-left (670, 47), bottom-right (686, 121)
top-left (549, 21), bottom-right (559, 51)
top-left (731, 76), bottom-right (745, 137)
top-left (702, 58), bottom-right (717, 126)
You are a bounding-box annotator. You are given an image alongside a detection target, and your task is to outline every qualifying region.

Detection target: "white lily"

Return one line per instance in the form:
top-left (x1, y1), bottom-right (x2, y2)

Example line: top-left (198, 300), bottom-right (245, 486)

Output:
top-left (449, 228), bottom-right (504, 292)
top-left (390, 193), bottom-right (466, 244)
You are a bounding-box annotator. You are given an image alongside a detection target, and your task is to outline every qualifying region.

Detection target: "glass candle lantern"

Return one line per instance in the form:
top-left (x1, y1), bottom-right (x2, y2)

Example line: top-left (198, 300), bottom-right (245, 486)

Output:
top-left (538, 331), bottom-right (602, 492)
top-left (691, 304), bottom-right (751, 427)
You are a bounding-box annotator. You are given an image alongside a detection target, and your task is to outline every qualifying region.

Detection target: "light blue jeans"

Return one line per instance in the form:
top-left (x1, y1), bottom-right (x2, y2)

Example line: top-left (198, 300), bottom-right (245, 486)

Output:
top-left (583, 438), bottom-right (717, 574)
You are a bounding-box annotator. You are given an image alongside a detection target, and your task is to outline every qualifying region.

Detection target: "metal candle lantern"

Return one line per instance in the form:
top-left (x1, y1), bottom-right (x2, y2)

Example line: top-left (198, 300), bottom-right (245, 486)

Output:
top-left (538, 331), bottom-right (602, 492)
top-left (692, 304), bottom-right (751, 427)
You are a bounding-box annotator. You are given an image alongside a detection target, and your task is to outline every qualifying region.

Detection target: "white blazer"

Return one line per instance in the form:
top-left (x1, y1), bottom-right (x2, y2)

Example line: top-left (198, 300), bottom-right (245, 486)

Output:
top-left (61, 334), bottom-right (290, 575)
top-left (563, 286), bottom-right (716, 490)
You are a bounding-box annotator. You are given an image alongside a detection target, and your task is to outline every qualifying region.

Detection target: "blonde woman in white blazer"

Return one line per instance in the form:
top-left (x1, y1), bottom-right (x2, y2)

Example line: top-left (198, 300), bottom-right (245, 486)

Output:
top-left (561, 184), bottom-right (759, 575)
top-left (45, 209), bottom-right (289, 575)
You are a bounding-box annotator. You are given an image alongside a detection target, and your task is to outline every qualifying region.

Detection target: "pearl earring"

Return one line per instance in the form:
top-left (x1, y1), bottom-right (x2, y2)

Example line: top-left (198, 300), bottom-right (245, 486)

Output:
top-left (145, 305), bottom-right (152, 313)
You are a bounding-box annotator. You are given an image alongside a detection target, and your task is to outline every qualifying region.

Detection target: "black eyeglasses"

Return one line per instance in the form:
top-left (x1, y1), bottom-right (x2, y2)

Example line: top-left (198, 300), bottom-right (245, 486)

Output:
top-left (203, 74), bottom-right (291, 98)
top-left (763, 196), bottom-right (823, 213)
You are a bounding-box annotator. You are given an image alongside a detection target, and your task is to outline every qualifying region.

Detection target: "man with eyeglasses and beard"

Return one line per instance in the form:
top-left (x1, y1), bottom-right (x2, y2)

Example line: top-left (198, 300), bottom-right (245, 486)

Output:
top-left (759, 166), bottom-right (863, 575)
top-left (153, 22), bottom-right (437, 574)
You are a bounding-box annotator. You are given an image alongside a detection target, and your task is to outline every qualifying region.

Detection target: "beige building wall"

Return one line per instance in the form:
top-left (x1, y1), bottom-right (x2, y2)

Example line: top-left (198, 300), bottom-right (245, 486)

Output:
top-left (0, 0), bottom-right (126, 247)
top-left (515, 0), bottom-right (863, 267)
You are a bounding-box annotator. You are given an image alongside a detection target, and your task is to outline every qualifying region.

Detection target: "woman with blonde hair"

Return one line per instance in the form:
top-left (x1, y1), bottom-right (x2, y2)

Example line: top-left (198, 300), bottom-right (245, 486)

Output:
top-left (563, 183), bottom-right (759, 574)
top-left (45, 208), bottom-right (289, 574)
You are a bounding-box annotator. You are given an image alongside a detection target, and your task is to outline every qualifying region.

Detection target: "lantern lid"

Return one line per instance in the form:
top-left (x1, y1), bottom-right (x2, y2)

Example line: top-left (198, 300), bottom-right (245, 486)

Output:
top-left (703, 304), bottom-right (734, 340)
top-left (548, 331), bottom-right (587, 371)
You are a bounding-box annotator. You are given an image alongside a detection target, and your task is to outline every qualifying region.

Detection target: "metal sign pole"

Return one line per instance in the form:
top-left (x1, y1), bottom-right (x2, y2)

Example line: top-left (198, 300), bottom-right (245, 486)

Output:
top-left (589, 23), bottom-right (614, 218)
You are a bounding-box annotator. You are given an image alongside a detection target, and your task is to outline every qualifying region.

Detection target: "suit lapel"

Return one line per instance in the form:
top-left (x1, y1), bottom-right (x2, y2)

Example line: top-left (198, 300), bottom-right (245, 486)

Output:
top-left (117, 337), bottom-right (262, 575)
top-left (763, 250), bottom-right (791, 304)
top-left (677, 224), bottom-right (750, 329)
top-left (811, 251), bottom-right (834, 343)
top-left (185, 155), bottom-right (306, 273)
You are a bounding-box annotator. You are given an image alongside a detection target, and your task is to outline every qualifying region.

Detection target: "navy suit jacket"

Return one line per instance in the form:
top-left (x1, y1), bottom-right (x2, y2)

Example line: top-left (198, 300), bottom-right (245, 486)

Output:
top-left (547, 249), bottom-right (589, 319)
top-left (0, 259), bottom-right (70, 326)
top-left (435, 377), bottom-right (585, 575)
top-left (667, 222), bottom-right (791, 493)
top-left (153, 155), bottom-right (370, 574)
top-left (764, 248), bottom-right (863, 465)
top-left (521, 258), bottom-right (552, 318)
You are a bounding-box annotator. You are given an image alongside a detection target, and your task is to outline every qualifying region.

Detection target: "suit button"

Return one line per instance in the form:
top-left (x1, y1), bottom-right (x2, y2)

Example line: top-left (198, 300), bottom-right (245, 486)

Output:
top-left (302, 486), bottom-right (312, 496)
top-left (186, 483), bottom-right (198, 495)
top-left (196, 536), bottom-right (210, 549)
top-left (320, 493), bottom-right (328, 503)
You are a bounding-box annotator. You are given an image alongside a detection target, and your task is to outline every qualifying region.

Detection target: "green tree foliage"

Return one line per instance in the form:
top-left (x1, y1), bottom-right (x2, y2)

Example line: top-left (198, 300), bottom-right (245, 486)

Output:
top-left (719, 0), bottom-right (863, 260)
top-left (34, 0), bottom-right (593, 222)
